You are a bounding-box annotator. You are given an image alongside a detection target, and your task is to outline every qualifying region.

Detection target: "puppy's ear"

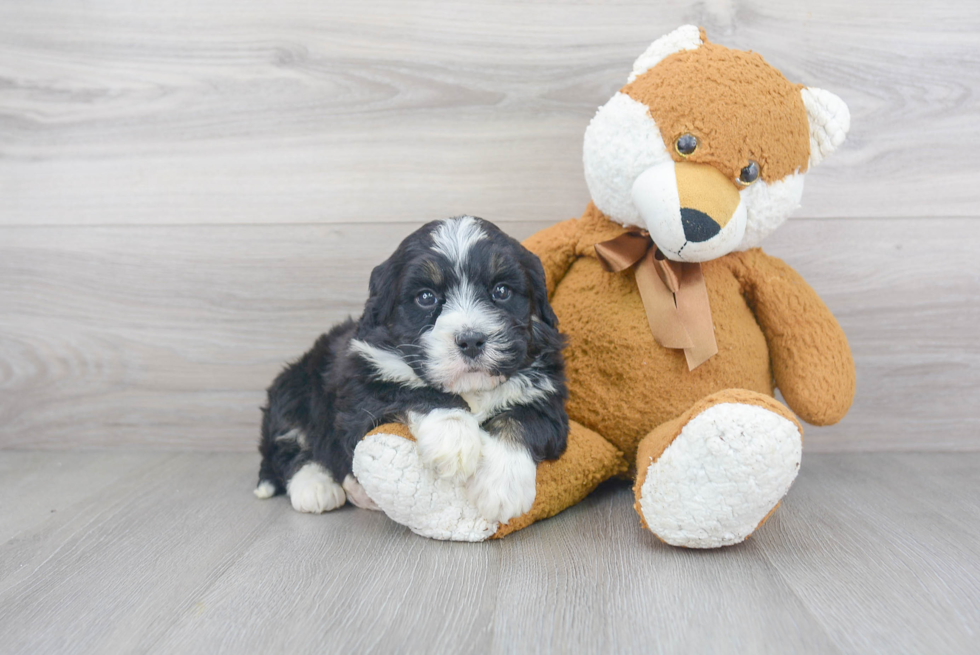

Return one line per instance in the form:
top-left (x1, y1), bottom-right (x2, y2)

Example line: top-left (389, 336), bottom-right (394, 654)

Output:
top-left (361, 256), bottom-right (399, 330)
top-left (523, 250), bottom-right (559, 330)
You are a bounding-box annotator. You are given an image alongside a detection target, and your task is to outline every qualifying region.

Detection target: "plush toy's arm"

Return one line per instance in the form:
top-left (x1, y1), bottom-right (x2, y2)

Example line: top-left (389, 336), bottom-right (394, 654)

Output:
top-left (522, 218), bottom-right (583, 297)
top-left (729, 249), bottom-right (855, 426)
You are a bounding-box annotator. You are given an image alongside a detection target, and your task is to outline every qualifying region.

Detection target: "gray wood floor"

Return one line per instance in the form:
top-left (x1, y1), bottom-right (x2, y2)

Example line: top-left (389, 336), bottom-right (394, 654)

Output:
top-left (0, 451), bottom-right (977, 654)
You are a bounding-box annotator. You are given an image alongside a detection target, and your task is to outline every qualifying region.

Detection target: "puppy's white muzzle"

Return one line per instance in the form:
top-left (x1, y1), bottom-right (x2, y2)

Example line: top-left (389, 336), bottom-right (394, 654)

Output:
top-left (631, 161), bottom-right (746, 262)
top-left (421, 278), bottom-right (508, 394)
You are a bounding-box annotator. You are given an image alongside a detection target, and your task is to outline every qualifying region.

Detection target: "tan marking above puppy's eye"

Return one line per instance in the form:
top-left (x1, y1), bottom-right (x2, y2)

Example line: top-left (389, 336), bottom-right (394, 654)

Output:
top-left (422, 260), bottom-right (443, 285)
top-left (675, 133), bottom-right (698, 157)
top-left (489, 252), bottom-right (506, 275)
top-left (737, 160), bottom-right (760, 186)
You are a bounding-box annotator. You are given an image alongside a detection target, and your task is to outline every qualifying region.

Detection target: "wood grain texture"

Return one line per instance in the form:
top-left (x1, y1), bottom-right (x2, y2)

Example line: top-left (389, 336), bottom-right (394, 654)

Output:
top-left (0, 451), bottom-right (167, 544)
top-left (757, 454), bottom-right (980, 653)
top-left (2, 218), bottom-right (977, 452)
top-left (1, 0), bottom-right (978, 226)
top-left (0, 452), bottom-right (977, 654)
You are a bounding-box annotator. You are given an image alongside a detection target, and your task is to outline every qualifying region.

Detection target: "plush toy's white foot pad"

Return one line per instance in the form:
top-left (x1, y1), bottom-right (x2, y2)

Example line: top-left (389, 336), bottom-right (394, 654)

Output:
top-left (352, 433), bottom-right (498, 541)
top-left (638, 403), bottom-right (802, 548)
top-left (287, 463), bottom-right (346, 514)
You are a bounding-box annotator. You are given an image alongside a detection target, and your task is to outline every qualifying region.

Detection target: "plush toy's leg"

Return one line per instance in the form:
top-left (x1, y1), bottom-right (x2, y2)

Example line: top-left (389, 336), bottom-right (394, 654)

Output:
top-left (633, 390), bottom-right (803, 549)
top-left (351, 421), bottom-right (627, 541)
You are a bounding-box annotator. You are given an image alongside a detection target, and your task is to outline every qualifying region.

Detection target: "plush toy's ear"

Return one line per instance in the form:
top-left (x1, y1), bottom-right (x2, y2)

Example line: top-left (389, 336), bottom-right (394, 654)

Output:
top-left (627, 24), bottom-right (704, 83)
top-left (801, 87), bottom-right (850, 167)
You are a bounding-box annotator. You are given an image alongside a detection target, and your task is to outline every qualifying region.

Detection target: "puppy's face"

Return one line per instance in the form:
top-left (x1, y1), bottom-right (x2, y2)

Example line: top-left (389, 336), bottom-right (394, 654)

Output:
top-left (358, 216), bottom-right (558, 395)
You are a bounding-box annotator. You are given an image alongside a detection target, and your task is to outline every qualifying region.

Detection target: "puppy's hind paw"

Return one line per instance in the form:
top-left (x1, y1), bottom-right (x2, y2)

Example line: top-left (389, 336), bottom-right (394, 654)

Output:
top-left (466, 438), bottom-right (537, 524)
top-left (287, 463), bottom-right (346, 514)
top-left (410, 409), bottom-right (483, 479)
top-left (253, 480), bottom-right (277, 499)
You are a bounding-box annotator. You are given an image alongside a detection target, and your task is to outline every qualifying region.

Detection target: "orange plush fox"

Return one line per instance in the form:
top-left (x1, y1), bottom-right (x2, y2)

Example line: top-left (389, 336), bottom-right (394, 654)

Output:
top-left (352, 25), bottom-right (855, 548)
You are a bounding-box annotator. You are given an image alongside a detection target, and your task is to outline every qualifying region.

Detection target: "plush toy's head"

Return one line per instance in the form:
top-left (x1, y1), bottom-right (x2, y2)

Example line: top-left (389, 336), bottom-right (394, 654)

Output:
top-left (583, 25), bottom-right (849, 262)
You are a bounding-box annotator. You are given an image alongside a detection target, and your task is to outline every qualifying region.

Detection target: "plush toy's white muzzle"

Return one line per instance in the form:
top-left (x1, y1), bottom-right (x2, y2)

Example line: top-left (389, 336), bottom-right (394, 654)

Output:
top-left (631, 161), bottom-right (747, 262)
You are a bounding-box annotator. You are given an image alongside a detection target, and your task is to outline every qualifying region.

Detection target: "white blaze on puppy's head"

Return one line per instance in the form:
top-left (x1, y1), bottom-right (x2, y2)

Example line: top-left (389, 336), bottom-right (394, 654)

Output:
top-left (431, 215), bottom-right (487, 272)
top-left (583, 25), bottom-right (849, 261)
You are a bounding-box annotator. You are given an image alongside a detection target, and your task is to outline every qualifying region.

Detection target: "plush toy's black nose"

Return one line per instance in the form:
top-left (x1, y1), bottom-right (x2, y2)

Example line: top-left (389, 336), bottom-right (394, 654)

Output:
top-left (681, 208), bottom-right (722, 242)
top-left (455, 331), bottom-right (487, 359)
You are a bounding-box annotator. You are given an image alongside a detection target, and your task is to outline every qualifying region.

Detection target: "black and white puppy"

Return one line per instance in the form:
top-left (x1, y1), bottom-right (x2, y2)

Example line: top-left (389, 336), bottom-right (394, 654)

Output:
top-left (254, 216), bottom-right (568, 523)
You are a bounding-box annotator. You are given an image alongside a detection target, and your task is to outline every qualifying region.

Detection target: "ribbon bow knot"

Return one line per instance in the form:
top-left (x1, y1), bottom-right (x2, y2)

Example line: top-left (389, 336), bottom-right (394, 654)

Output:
top-left (594, 231), bottom-right (718, 370)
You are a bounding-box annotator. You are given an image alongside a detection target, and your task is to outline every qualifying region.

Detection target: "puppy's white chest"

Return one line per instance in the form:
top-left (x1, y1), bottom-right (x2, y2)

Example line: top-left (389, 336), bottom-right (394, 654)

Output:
top-left (461, 373), bottom-right (551, 423)
top-left (461, 391), bottom-right (496, 422)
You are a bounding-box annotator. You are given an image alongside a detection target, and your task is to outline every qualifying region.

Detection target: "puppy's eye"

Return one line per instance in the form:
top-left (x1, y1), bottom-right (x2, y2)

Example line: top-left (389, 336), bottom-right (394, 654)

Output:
top-left (491, 284), bottom-right (512, 302)
top-left (415, 290), bottom-right (438, 308)
top-left (737, 160), bottom-right (760, 186)
top-left (675, 133), bottom-right (698, 157)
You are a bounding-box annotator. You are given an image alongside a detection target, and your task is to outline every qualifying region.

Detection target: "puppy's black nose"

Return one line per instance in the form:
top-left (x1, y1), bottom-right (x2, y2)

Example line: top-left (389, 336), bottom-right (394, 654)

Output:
top-left (455, 331), bottom-right (487, 359)
top-left (681, 208), bottom-right (722, 243)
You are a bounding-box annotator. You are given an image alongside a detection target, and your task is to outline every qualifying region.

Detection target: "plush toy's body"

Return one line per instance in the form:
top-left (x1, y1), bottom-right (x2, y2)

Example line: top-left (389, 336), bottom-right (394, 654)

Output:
top-left (532, 204), bottom-right (854, 462)
top-left (521, 204), bottom-right (853, 546)
top-left (350, 26), bottom-right (855, 547)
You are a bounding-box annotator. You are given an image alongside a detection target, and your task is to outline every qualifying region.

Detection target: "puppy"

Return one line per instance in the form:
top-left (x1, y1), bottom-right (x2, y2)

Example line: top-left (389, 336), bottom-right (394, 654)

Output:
top-left (254, 216), bottom-right (568, 523)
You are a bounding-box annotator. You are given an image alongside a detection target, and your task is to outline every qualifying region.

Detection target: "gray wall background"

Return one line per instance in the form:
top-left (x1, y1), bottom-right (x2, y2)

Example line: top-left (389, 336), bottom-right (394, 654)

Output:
top-left (1, 0), bottom-right (978, 451)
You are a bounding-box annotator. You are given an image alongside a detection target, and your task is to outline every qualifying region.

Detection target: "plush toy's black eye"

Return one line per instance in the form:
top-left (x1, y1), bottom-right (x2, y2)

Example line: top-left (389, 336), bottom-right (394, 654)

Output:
top-left (491, 284), bottom-right (512, 302)
top-left (738, 160), bottom-right (760, 186)
top-left (675, 133), bottom-right (698, 156)
top-left (415, 290), bottom-right (438, 308)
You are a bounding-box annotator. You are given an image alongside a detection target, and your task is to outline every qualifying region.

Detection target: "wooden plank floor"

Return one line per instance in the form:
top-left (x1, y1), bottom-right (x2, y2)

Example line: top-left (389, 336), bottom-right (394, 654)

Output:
top-left (0, 451), bottom-right (977, 654)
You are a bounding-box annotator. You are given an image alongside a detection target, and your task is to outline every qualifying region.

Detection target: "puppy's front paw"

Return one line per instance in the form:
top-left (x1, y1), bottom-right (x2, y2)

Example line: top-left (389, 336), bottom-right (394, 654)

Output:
top-left (466, 438), bottom-right (536, 524)
top-left (410, 409), bottom-right (483, 479)
top-left (287, 463), bottom-right (346, 514)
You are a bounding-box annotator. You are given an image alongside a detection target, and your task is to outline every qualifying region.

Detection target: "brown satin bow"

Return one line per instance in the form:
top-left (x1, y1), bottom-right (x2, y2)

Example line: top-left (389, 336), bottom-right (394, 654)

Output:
top-left (594, 231), bottom-right (718, 370)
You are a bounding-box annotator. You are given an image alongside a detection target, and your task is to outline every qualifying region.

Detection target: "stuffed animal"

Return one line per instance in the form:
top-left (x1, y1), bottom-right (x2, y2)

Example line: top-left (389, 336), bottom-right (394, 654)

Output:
top-left (351, 25), bottom-right (855, 547)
